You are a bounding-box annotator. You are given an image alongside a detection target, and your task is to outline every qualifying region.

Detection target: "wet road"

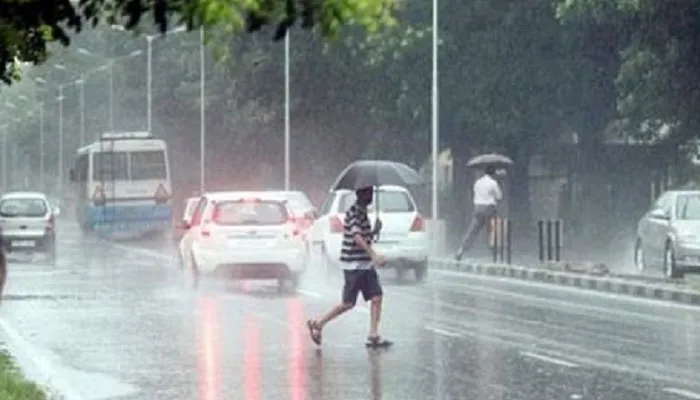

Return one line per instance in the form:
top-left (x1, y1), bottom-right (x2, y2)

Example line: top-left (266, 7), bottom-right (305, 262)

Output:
top-left (2, 224), bottom-right (700, 400)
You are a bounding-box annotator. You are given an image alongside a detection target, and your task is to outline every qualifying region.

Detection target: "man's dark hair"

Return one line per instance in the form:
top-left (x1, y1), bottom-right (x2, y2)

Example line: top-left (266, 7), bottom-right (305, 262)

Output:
top-left (485, 165), bottom-right (496, 176)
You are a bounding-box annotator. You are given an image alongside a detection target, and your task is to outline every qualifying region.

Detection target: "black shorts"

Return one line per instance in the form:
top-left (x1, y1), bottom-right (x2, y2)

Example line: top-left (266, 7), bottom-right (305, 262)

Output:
top-left (342, 268), bottom-right (383, 306)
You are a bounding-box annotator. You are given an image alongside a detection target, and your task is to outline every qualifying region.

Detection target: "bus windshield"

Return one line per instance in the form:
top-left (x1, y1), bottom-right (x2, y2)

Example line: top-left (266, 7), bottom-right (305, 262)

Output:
top-left (131, 151), bottom-right (167, 180)
top-left (92, 150), bottom-right (167, 181)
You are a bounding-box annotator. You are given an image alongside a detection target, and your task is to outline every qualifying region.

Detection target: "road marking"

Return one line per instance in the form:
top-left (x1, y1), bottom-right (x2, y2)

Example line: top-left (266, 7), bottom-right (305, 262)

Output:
top-left (520, 351), bottom-right (579, 368)
top-left (298, 290), bottom-right (322, 298)
top-left (0, 316), bottom-right (84, 400)
top-left (433, 269), bottom-right (700, 312)
top-left (663, 388), bottom-right (700, 399)
top-left (424, 326), bottom-right (461, 338)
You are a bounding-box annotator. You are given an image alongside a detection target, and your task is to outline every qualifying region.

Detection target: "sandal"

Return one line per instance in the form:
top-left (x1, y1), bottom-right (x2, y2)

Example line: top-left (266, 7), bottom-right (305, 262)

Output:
top-left (366, 335), bottom-right (393, 347)
top-left (306, 320), bottom-right (322, 345)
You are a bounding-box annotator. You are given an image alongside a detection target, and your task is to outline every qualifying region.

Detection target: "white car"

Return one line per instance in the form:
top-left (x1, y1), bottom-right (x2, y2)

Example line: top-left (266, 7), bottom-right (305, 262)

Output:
top-left (178, 191), bottom-right (309, 291)
top-left (265, 190), bottom-right (318, 252)
top-left (312, 185), bottom-right (429, 281)
top-left (0, 192), bottom-right (58, 263)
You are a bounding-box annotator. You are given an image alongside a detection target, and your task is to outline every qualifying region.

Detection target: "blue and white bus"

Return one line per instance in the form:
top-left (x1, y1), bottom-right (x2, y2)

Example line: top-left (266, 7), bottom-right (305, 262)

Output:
top-left (69, 132), bottom-right (173, 239)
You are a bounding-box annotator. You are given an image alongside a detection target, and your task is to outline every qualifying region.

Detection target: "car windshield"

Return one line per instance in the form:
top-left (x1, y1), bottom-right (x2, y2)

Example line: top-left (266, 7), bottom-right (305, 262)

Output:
top-left (183, 198), bottom-right (200, 220)
top-left (338, 190), bottom-right (415, 213)
top-left (0, 198), bottom-right (48, 218)
top-left (284, 192), bottom-right (313, 215)
top-left (675, 194), bottom-right (700, 220)
top-left (213, 200), bottom-right (288, 226)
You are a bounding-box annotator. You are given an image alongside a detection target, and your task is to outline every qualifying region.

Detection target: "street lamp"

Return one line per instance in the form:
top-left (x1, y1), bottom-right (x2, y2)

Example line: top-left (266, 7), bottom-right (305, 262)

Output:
top-left (431, 0), bottom-right (440, 247)
top-left (199, 27), bottom-right (205, 194)
top-left (284, 33), bottom-right (290, 191)
top-left (77, 48), bottom-right (143, 132)
top-left (111, 25), bottom-right (187, 134)
top-left (108, 50), bottom-right (143, 131)
top-left (0, 124), bottom-right (6, 190)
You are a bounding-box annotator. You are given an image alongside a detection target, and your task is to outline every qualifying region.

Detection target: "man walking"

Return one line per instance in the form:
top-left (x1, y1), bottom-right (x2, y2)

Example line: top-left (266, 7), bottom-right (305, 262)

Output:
top-left (455, 165), bottom-right (502, 261)
top-left (307, 186), bottom-right (389, 346)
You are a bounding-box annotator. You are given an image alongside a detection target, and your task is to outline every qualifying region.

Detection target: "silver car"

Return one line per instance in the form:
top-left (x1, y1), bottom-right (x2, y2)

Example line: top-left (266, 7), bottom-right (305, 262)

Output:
top-left (0, 192), bottom-right (57, 263)
top-left (635, 189), bottom-right (700, 278)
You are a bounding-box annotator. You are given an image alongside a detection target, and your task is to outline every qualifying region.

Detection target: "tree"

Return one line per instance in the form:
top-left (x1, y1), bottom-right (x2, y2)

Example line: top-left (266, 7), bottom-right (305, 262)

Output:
top-left (0, 0), bottom-right (403, 85)
top-left (556, 0), bottom-right (700, 144)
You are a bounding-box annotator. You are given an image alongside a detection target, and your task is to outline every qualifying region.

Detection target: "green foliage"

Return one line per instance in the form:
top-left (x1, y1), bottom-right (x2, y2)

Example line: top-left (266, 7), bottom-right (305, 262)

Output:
top-left (0, 0), bottom-right (402, 85)
top-left (557, 0), bottom-right (700, 142)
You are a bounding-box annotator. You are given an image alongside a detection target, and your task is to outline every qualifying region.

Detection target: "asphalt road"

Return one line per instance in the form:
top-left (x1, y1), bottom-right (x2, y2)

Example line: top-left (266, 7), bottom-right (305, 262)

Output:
top-left (1, 223), bottom-right (699, 400)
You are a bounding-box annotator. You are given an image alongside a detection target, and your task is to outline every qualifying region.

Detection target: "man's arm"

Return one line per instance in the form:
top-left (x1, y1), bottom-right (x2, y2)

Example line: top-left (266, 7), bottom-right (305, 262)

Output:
top-left (347, 215), bottom-right (378, 258)
top-left (492, 181), bottom-right (503, 202)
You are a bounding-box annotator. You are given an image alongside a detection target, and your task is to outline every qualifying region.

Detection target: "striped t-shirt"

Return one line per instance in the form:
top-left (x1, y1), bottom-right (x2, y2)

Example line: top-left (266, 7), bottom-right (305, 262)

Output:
top-left (339, 203), bottom-right (373, 265)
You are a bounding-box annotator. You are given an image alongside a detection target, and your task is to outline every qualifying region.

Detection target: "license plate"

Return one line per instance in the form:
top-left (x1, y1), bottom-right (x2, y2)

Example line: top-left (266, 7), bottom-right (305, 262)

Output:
top-left (12, 240), bottom-right (35, 248)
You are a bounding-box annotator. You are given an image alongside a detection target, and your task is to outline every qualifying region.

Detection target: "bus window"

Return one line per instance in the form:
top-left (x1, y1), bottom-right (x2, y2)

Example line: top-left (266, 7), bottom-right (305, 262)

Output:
top-left (93, 152), bottom-right (129, 181)
top-left (130, 151), bottom-right (167, 180)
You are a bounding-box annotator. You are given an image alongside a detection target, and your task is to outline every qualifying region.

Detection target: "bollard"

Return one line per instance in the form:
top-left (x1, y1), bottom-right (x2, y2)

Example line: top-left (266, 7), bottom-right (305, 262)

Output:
top-left (490, 217), bottom-right (511, 264)
top-left (537, 219), bottom-right (563, 262)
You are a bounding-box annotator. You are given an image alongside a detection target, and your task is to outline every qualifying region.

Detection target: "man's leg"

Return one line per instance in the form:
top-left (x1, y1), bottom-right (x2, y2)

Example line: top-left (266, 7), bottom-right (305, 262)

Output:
top-left (307, 270), bottom-right (359, 344)
top-left (456, 208), bottom-right (489, 259)
top-left (361, 268), bottom-right (384, 340)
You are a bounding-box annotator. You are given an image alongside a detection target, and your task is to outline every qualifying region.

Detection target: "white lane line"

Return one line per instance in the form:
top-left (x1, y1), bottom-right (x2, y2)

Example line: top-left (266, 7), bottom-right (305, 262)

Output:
top-left (0, 316), bottom-right (84, 400)
top-left (297, 290), bottom-right (322, 298)
top-left (520, 351), bottom-right (579, 368)
top-left (424, 326), bottom-right (461, 338)
top-left (663, 388), bottom-right (700, 399)
top-left (433, 269), bottom-right (700, 312)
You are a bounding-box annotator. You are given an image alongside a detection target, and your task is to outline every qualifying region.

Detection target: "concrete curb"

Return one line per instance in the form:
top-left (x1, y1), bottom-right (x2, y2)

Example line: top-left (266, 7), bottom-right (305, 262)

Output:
top-left (428, 257), bottom-right (700, 307)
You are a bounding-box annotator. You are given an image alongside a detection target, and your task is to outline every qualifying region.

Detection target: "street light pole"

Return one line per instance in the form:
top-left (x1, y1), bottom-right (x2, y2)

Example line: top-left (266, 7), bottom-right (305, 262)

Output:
top-left (147, 37), bottom-right (154, 133)
top-left (109, 60), bottom-right (115, 131)
top-left (58, 85), bottom-right (65, 197)
top-left (284, 33), bottom-right (291, 191)
top-left (78, 80), bottom-right (85, 146)
top-left (199, 27), bottom-right (206, 194)
top-left (39, 101), bottom-right (45, 190)
top-left (431, 0), bottom-right (440, 225)
top-left (1, 125), bottom-right (6, 190)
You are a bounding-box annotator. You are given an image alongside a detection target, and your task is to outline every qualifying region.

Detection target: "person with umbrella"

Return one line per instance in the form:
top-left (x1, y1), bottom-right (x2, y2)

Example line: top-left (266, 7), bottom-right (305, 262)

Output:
top-left (307, 160), bottom-right (423, 347)
top-left (455, 163), bottom-right (504, 261)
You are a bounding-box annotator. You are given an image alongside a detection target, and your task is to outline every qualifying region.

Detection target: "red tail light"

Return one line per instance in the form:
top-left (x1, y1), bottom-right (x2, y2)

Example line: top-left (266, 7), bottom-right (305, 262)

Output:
top-left (330, 215), bottom-right (343, 233)
top-left (92, 186), bottom-right (106, 206)
top-left (45, 215), bottom-right (54, 233)
top-left (410, 214), bottom-right (425, 232)
top-left (154, 184), bottom-right (169, 205)
top-left (201, 221), bottom-right (211, 237)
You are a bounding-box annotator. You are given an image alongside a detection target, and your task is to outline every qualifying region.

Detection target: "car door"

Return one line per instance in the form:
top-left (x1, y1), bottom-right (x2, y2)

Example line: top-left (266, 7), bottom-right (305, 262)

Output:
top-left (180, 197), bottom-right (208, 264)
top-left (311, 191), bottom-right (336, 245)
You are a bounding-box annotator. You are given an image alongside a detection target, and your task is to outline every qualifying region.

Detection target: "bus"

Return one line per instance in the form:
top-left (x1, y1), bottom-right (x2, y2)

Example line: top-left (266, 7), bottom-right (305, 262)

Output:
top-left (69, 131), bottom-right (173, 239)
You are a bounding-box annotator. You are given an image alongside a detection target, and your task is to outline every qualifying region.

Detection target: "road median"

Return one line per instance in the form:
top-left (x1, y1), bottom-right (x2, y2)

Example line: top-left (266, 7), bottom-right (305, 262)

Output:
top-left (0, 349), bottom-right (46, 400)
top-left (429, 258), bottom-right (700, 306)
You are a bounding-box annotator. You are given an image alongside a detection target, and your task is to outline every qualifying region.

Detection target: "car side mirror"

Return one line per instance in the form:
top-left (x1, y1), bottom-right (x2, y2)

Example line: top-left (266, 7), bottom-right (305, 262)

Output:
top-left (311, 209), bottom-right (320, 220)
top-left (53, 207), bottom-right (61, 217)
top-left (649, 208), bottom-right (670, 220)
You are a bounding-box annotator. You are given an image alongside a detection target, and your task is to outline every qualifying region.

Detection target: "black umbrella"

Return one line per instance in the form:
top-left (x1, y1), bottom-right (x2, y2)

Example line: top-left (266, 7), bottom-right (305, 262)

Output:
top-left (330, 160), bottom-right (423, 191)
top-left (330, 160), bottom-right (423, 242)
top-left (466, 153), bottom-right (513, 169)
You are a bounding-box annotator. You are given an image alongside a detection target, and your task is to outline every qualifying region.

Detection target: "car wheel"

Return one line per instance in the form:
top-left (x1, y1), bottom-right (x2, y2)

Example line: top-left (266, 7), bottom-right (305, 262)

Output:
top-left (414, 261), bottom-right (428, 282)
top-left (187, 254), bottom-right (201, 290)
top-left (45, 240), bottom-right (57, 265)
top-left (664, 242), bottom-right (684, 279)
top-left (634, 239), bottom-right (646, 273)
top-left (278, 272), bottom-right (300, 294)
top-left (320, 245), bottom-right (337, 281)
top-left (396, 266), bottom-right (406, 282)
